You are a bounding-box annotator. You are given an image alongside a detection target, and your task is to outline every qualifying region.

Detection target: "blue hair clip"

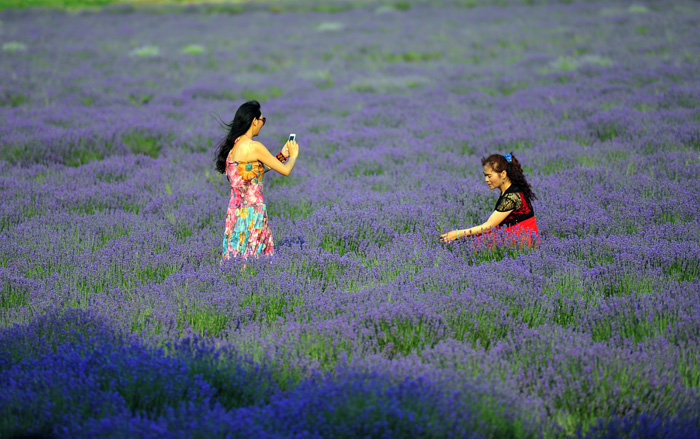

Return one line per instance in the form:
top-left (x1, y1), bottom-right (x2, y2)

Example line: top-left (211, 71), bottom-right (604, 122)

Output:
top-left (504, 153), bottom-right (512, 163)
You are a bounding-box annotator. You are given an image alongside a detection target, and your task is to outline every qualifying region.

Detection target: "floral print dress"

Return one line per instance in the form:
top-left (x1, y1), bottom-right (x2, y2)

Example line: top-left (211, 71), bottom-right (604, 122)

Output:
top-left (221, 147), bottom-right (275, 260)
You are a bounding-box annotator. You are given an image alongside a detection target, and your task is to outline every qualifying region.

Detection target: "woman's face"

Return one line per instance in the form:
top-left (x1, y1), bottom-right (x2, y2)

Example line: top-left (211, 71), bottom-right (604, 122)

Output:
top-left (252, 114), bottom-right (266, 136)
top-left (483, 164), bottom-right (506, 189)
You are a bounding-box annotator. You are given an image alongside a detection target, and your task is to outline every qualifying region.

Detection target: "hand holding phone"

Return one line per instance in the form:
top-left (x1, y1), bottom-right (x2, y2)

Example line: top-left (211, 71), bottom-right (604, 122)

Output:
top-left (286, 134), bottom-right (299, 158)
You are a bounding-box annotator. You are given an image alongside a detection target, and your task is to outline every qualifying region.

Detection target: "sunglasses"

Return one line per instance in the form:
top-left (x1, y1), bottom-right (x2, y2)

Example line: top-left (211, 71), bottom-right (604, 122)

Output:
top-left (258, 116), bottom-right (266, 126)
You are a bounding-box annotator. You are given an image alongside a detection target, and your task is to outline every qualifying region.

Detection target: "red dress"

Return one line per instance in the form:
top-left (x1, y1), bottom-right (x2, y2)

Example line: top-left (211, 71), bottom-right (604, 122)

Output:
top-left (491, 185), bottom-right (539, 247)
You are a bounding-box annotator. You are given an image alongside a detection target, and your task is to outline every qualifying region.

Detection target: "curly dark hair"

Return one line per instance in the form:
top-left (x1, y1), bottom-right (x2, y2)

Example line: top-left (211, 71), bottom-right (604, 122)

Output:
top-left (481, 153), bottom-right (537, 203)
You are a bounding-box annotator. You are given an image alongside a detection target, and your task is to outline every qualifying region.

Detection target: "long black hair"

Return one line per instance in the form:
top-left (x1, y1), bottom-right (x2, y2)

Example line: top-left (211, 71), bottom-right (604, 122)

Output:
top-left (481, 153), bottom-right (537, 204)
top-left (215, 100), bottom-right (261, 174)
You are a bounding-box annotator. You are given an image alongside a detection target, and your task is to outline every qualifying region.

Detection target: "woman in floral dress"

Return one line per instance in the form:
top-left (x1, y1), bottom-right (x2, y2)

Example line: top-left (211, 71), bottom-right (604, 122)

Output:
top-left (440, 153), bottom-right (538, 246)
top-left (215, 100), bottom-right (299, 260)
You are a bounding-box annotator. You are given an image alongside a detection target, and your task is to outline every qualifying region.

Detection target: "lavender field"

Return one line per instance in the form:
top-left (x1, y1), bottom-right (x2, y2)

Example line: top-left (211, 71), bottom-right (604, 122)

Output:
top-left (1, 0), bottom-right (699, 437)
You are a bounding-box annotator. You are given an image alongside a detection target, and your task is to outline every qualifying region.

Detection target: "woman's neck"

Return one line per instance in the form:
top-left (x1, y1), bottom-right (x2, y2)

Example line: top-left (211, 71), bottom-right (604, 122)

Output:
top-left (235, 132), bottom-right (254, 145)
top-left (500, 180), bottom-right (512, 194)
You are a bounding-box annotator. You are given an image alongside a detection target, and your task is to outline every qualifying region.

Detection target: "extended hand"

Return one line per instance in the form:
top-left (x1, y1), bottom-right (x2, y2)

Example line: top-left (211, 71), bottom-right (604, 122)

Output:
top-left (286, 140), bottom-right (299, 157)
top-left (440, 230), bottom-right (460, 243)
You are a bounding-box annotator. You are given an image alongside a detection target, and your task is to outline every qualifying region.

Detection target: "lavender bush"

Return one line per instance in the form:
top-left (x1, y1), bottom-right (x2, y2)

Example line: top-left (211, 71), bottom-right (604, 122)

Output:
top-left (1, 0), bottom-right (698, 437)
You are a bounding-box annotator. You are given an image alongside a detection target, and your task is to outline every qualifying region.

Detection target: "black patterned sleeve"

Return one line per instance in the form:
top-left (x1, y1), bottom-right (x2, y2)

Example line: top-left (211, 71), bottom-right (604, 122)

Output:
top-left (495, 193), bottom-right (522, 212)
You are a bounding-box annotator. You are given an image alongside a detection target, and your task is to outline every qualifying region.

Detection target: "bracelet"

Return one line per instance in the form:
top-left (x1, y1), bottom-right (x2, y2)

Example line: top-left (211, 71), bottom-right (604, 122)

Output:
top-left (276, 152), bottom-right (288, 163)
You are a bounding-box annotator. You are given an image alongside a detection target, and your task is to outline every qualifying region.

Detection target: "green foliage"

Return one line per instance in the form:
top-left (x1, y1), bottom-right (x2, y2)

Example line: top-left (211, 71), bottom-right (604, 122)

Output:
top-left (393, 1), bottom-right (410, 11)
top-left (129, 45), bottom-right (159, 57)
top-left (310, 3), bottom-right (352, 13)
top-left (181, 43), bottom-right (205, 55)
top-left (679, 352), bottom-right (700, 389)
top-left (591, 312), bottom-right (677, 343)
top-left (352, 161), bottom-right (384, 177)
top-left (127, 93), bottom-right (153, 106)
top-left (240, 291), bottom-right (302, 323)
top-left (184, 349), bottom-right (279, 409)
top-left (349, 75), bottom-right (429, 93)
top-left (450, 310), bottom-right (509, 349)
top-left (123, 133), bottom-right (162, 158)
top-left (470, 240), bottom-right (538, 264)
top-left (373, 316), bottom-right (442, 356)
top-left (628, 4), bottom-right (649, 14)
top-left (130, 307), bottom-right (163, 335)
top-left (241, 87), bottom-right (283, 102)
top-left (0, 280), bottom-right (30, 310)
top-left (2, 41), bottom-right (27, 52)
top-left (294, 331), bottom-right (355, 369)
top-left (480, 81), bottom-right (526, 97)
top-left (0, 92), bottom-right (28, 107)
top-left (196, 3), bottom-right (244, 14)
top-left (662, 258), bottom-right (699, 282)
top-left (538, 54), bottom-right (613, 74)
top-left (65, 146), bottom-right (109, 167)
top-left (178, 304), bottom-right (228, 337)
top-left (316, 21), bottom-right (344, 32)
top-left (266, 198), bottom-right (313, 220)
top-left (594, 124), bottom-right (618, 142)
top-left (315, 78), bottom-right (334, 89)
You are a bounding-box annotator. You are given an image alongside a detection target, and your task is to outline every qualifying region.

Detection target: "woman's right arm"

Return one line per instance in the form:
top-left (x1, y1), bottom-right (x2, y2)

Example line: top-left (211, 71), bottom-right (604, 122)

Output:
top-left (252, 140), bottom-right (298, 176)
top-left (440, 209), bottom-right (512, 242)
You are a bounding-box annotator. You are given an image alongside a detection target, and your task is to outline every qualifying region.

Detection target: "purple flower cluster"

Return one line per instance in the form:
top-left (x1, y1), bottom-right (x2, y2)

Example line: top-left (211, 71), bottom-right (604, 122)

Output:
top-left (1, 0), bottom-right (699, 437)
top-left (0, 309), bottom-right (536, 438)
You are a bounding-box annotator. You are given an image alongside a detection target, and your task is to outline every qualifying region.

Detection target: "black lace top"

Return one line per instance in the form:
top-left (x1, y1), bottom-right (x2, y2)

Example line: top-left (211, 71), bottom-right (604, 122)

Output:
top-left (494, 185), bottom-right (535, 228)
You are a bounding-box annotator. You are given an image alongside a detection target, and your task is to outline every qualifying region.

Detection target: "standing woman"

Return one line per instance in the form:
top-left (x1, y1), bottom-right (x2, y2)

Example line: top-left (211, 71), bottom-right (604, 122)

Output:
top-left (215, 100), bottom-right (299, 260)
top-left (440, 153), bottom-right (538, 245)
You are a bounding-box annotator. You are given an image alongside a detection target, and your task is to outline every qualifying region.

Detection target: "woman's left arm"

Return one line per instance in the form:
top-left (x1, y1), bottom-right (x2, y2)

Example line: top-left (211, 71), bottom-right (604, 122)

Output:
top-left (440, 209), bottom-right (512, 242)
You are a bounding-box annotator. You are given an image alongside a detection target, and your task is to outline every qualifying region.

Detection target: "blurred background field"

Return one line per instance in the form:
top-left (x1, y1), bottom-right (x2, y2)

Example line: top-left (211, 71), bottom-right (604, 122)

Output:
top-left (1, 0), bottom-right (699, 437)
top-left (2, 0), bottom-right (285, 9)
top-left (3, 0), bottom-right (411, 10)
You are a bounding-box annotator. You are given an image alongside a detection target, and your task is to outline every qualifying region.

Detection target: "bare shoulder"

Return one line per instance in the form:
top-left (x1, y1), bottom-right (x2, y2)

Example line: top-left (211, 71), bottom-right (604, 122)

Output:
top-left (230, 138), bottom-right (263, 162)
top-left (249, 140), bottom-right (272, 157)
top-left (250, 140), bottom-right (267, 151)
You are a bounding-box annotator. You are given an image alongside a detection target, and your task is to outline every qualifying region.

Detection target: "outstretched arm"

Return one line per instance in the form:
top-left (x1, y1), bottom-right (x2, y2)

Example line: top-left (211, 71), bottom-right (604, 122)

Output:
top-left (252, 140), bottom-right (298, 176)
top-left (440, 209), bottom-right (512, 242)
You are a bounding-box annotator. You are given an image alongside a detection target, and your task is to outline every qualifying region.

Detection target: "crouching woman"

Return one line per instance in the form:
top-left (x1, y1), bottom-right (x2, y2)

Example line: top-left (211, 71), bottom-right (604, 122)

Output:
top-left (440, 153), bottom-right (538, 246)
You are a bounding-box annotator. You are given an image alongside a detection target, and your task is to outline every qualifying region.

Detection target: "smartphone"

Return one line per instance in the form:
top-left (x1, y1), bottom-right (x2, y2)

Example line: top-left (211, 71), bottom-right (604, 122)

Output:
top-left (288, 133), bottom-right (296, 142)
